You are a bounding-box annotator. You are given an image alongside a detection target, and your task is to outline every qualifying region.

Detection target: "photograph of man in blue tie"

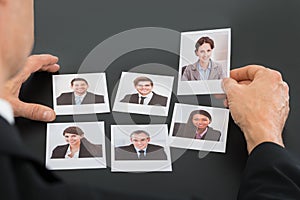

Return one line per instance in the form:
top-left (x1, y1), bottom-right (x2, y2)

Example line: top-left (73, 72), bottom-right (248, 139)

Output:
top-left (56, 78), bottom-right (104, 105)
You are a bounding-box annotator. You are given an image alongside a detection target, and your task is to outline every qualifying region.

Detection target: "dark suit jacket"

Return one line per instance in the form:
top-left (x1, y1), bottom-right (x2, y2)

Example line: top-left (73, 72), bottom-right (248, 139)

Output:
top-left (0, 116), bottom-right (176, 200)
top-left (120, 92), bottom-right (167, 106)
top-left (56, 92), bottom-right (104, 105)
top-left (115, 144), bottom-right (167, 160)
top-left (51, 141), bottom-right (102, 159)
top-left (2, 116), bottom-right (300, 199)
top-left (173, 123), bottom-right (221, 141)
top-left (238, 142), bottom-right (300, 199)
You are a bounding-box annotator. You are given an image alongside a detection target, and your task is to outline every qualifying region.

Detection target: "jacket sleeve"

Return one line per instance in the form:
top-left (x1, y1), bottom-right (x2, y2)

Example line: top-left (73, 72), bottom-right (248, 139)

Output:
top-left (120, 94), bottom-right (130, 103)
top-left (181, 65), bottom-right (190, 81)
top-left (238, 142), bottom-right (300, 199)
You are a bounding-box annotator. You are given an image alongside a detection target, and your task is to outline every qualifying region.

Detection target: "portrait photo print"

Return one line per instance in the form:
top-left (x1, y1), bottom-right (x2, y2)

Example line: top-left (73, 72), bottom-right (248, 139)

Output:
top-left (53, 73), bottom-right (110, 115)
top-left (113, 72), bottom-right (174, 116)
top-left (46, 121), bottom-right (106, 170)
top-left (177, 28), bottom-right (231, 95)
top-left (169, 103), bottom-right (229, 153)
top-left (111, 124), bottom-right (172, 172)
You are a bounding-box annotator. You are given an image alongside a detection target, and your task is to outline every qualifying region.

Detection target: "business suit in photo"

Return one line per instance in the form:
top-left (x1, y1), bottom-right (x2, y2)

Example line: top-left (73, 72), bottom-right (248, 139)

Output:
top-left (51, 141), bottom-right (102, 158)
top-left (56, 91), bottom-right (104, 105)
top-left (115, 143), bottom-right (167, 160)
top-left (173, 123), bottom-right (221, 141)
top-left (0, 116), bottom-right (173, 200)
top-left (181, 59), bottom-right (226, 81)
top-left (2, 115), bottom-right (300, 199)
top-left (120, 92), bottom-right (168, 106)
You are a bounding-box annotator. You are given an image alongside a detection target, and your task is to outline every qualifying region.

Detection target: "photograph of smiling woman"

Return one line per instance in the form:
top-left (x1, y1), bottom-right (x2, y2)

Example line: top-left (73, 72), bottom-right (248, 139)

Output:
top-left (181, 36), bottom-right (226, 81)
top-left (175, 110), bottom-right (221, 142)
top-left (51, 126), bottom-right (102, 159)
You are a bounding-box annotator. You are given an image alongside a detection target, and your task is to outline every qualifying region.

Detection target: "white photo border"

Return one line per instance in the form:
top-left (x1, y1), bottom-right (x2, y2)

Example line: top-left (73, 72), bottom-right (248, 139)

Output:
top-left (111, 124), bottom-right (172, 172)
top-left (113, 72), bottom-right (174, 116)
top-left (46, 121), bottom-right (106, 170)
top-left (177, 28), bottom-right (231, 95)
top-left (53, 73), bottom-right (110, 115)
top-left (169, 103), bottom-right (229, 153)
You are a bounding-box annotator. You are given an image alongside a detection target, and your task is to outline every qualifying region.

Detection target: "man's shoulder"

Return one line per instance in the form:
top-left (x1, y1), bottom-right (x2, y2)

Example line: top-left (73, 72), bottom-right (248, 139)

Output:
top-left (152, 92), bottom-right (166, 98)
top-left (116, 144), bottom-right (134, 151)
top-left (57, 92), bottom-right (73, 98)
top-left (120, 93), bottom-right (138, 102)
top-left (85, 92), bottom-right (104, 103)
top-left (86, 92), bottom-right (103, 97)
top-left (86, 92), bottom-right (104, 99)
top-left (147, 143), bottom-right (164, 151)
top-left (125, 93), bottom-right (138, 98)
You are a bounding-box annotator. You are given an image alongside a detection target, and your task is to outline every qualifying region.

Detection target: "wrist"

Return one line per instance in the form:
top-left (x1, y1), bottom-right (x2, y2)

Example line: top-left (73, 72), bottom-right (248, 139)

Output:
top-left (241, 124), bottom-right (284, 154)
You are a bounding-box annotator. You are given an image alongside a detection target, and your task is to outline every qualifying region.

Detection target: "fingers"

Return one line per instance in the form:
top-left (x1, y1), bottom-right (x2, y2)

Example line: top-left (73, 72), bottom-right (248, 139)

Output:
top-left (40, 63), bottom-right (60, 73)
top-left (19, 54), bottom-right (60, 83)
top-left (13, 100), bottom-right (56, 122)
top-left (25, 54), bottom-right (60, 73)
top-left (230, 65), bottom-right (266, 82)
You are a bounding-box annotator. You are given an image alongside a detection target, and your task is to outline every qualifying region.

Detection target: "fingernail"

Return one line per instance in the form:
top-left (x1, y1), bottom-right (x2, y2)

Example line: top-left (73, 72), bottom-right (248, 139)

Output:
top-left (43, 111), bottom-right (53, 121)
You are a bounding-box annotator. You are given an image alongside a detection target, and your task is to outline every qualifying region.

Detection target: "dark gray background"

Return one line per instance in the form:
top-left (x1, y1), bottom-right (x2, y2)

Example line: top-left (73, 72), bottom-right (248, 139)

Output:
top-left (16, 0), bottom-right (300, 199)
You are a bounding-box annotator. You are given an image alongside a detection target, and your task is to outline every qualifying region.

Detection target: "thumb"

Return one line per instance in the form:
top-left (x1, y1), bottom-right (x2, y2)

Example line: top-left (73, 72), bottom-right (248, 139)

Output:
top-left (222, 78), bottom-right (239, 96)
top-left (13, 100), bottom-right (56, 122)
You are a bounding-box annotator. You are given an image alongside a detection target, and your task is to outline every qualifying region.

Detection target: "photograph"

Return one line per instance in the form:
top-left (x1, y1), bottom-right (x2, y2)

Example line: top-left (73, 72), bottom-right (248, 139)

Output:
top-left (53, 73), bottom-right (110, 115)
top-left (111, 124), bottom-right (172, 172)
top-left (46, 122), bottom-right (106, 170)
top-left (169, 103), bottom-right (229, 153)
top-left (113, 72), bottom-right (174, 116)
top-left (177, 28), bottom-right (231, 95)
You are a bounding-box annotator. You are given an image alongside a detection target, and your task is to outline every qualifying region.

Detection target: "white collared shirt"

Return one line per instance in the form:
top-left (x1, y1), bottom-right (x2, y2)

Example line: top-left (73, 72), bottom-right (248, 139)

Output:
top-left (197, 60), bottom-right (212, 80)
top-left (74, 92), bottom-right (87, 105)
top-left (0, 98), bottom-right (14, 124)
top-left (138, 92), bottom-right (153, 105)
top-left (195, 127), bottom-right (208, 139)
top-left (134, 147), bottom-right (147, 158)
top-left (64, 145), bottom-right (80, 159)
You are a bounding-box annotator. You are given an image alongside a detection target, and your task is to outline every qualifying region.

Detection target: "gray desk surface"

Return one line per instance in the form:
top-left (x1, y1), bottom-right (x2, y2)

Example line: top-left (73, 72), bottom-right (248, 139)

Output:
top-left (16, 0), bottom-right (300, 199)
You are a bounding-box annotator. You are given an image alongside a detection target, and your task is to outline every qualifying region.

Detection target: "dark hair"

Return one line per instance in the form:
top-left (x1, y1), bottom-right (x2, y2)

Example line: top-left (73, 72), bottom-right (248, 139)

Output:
top-left (63, 126), bottom-right (85, 136)
top-left (71, 78), bottom-right (88, 86)
top-left (133, 76), bottom-right (153, 86)
top-left (188, 110), bottom-right (212, 122)
top-left (195, 36), bottom-right (214, 51)
top-left (130, 130), bottom-right (150, 138)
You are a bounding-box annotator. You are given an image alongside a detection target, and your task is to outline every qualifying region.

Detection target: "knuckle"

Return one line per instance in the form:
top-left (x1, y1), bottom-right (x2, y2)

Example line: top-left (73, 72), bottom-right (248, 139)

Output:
top-left (24, 105), bottom-right (40, 120)
top-left (271, 70), bottom-right (283, 81)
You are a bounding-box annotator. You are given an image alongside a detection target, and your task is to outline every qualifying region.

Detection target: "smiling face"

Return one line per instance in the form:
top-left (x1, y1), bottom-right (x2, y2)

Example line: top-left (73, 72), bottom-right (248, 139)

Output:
top-left (130, 132), bottom-right (150, 150)
top-left (135, 81), bottom-right (153, 96)
top-left (64, 132), bottom-right (82, 147)
top-left (192, 114), bottom-right (211, 130)
top-left (195, 43), bottom-right (212, 65)
top-left (71, 80), bottom-right (89, 96)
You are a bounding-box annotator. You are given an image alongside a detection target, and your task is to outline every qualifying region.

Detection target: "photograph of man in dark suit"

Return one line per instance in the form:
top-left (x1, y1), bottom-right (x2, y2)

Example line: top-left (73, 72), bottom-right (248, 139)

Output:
top-left (120, 76), bottom-right (167, 106)
top-left (115, 130), bottom-right (167, 160)
top-left (56, 78), bottom-right (104, 105)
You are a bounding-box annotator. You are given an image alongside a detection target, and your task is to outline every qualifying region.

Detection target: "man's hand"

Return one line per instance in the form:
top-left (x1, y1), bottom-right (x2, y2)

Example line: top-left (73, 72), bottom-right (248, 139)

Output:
top-left (222, 65), bottom-right (290, 153)
top-left (2, 54), bottom-right (60, 122)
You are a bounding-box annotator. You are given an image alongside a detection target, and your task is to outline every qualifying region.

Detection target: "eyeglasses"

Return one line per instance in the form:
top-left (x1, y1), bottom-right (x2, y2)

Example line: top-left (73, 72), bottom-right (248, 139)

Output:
top-left (136, 84), bottom-right (152, 88)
